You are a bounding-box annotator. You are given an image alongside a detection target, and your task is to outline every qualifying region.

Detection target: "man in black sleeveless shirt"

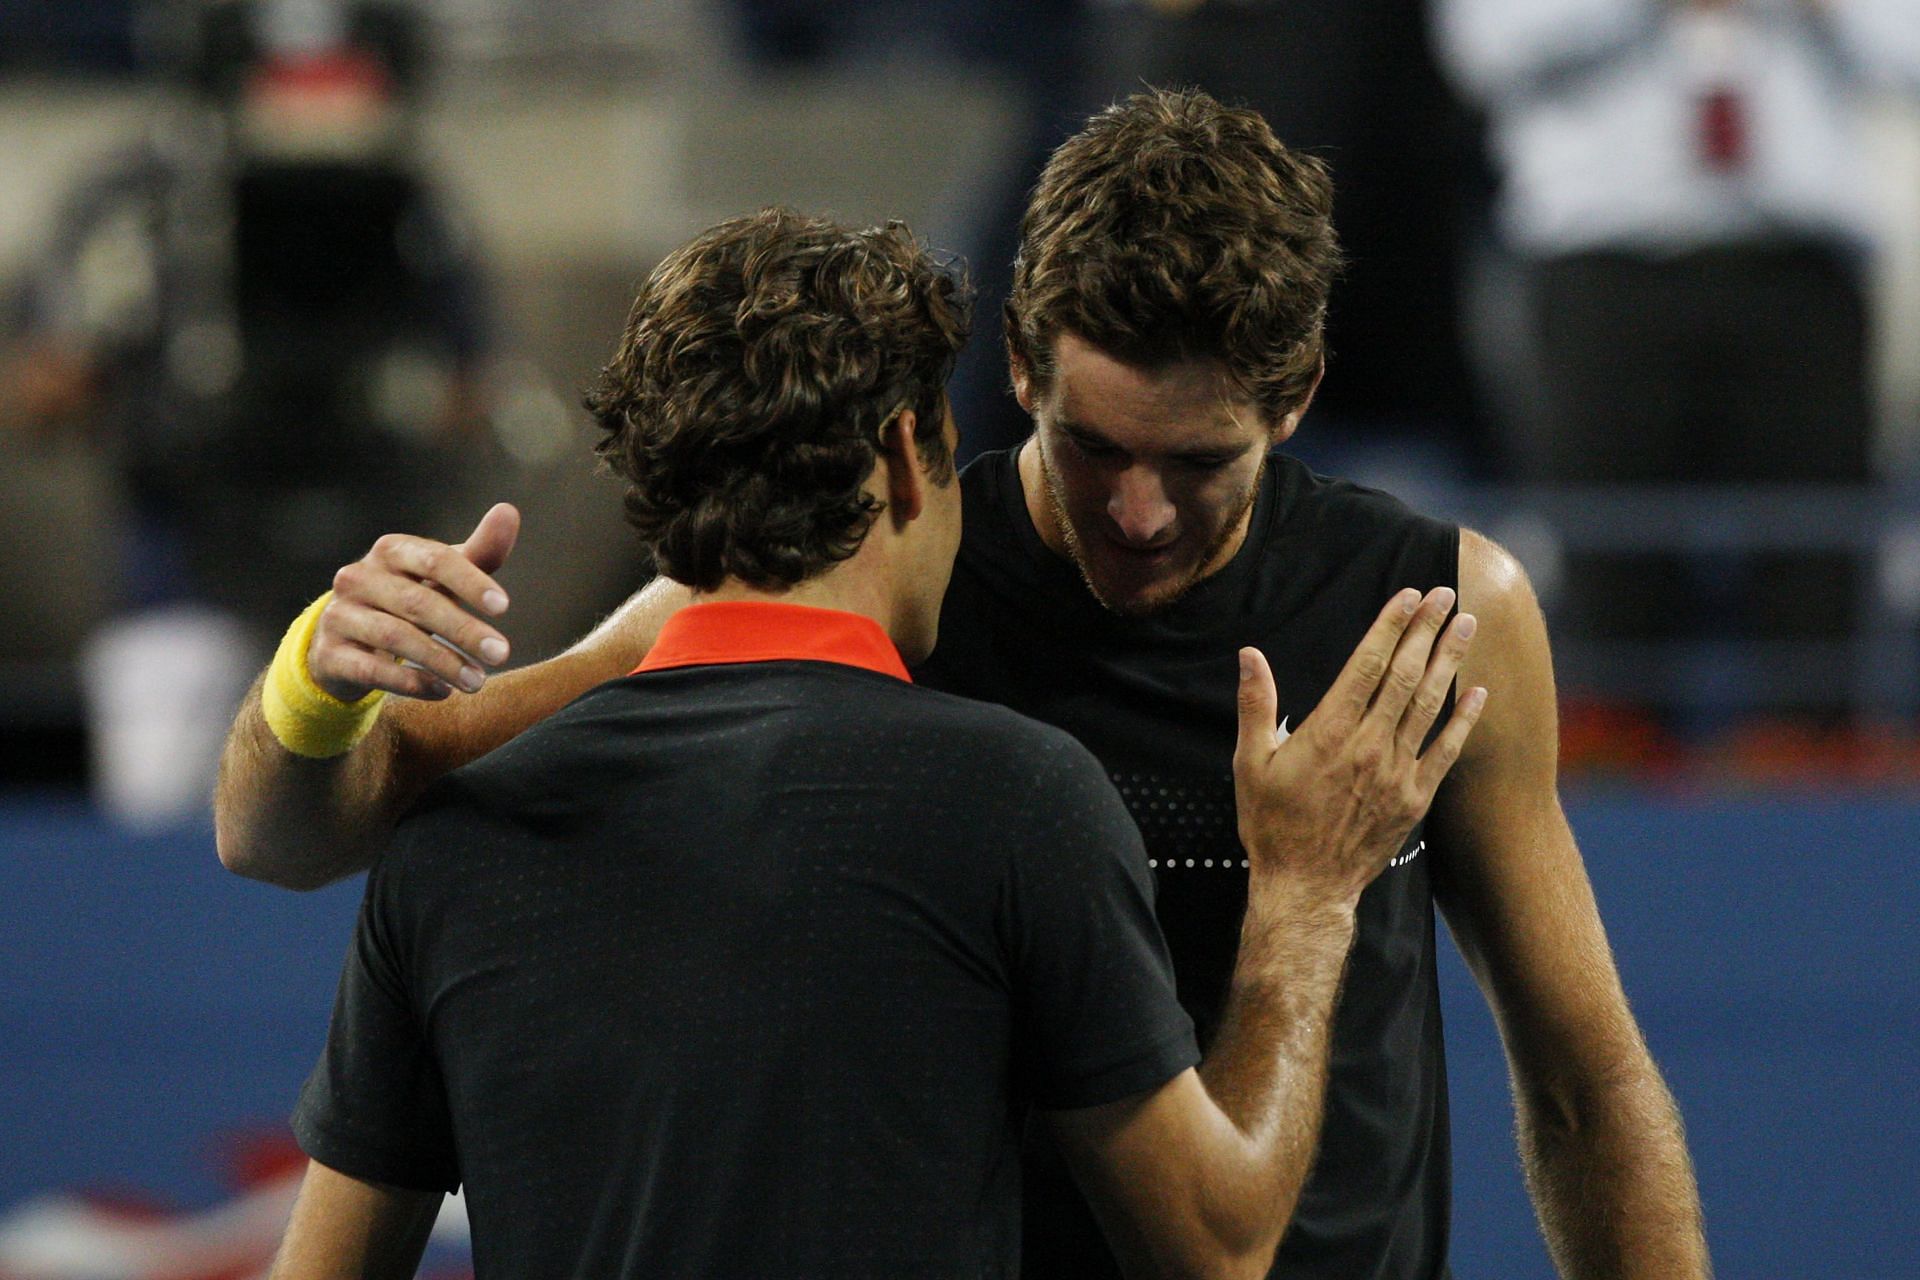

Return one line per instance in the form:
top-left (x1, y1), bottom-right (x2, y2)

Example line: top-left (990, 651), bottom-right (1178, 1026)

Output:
top-left (219, 93), bottom-right (1710, 1279)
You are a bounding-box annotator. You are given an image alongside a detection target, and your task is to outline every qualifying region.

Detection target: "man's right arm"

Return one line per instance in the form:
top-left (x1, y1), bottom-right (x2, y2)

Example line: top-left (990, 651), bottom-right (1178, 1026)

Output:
top-left (214, 505), bottom-right (691, 889)
top-left (1050, 588), bottom-right (1485, 1279)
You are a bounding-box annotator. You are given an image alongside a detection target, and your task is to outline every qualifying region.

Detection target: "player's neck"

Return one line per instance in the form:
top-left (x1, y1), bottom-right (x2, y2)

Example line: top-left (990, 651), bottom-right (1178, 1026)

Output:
top-left (1017, 438), bottom-right (1069, 558)
top-left (693, 557), bottom-right (908, 653)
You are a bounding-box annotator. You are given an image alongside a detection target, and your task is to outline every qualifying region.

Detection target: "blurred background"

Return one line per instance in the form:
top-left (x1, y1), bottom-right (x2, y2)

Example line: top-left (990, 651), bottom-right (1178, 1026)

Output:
top-left (1, 0), bottom-right (1915, 1276)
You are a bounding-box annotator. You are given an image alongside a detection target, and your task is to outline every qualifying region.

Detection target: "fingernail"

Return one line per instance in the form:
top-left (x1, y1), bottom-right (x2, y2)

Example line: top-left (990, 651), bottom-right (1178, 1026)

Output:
top-left (1434, 586), bottom-right (1457, 611)
top-left (1454, 614), bottom-right (1477, 640)
top-left (1400, 589), bottom-right (1421, 613)
top-left (1467, 687), bottom-right (1488, 711)
top-left (458, 665), bottom-right (485, 693)
top-left (482, 589), bottom-right (509, 616)
top-left (1239, 651), bottom-right (1254, 681)
top-left (479, 636), bottom-right (510, 665)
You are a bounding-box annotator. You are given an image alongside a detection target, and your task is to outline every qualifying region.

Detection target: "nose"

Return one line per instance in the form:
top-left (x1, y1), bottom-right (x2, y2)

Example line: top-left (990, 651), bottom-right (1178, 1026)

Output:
top-left (1107, 465), bottom-right (1176, 547)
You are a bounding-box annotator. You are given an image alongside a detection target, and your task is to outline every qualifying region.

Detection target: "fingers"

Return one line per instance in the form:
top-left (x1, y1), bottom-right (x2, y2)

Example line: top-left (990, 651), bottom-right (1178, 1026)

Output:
top-left (309, 625), bottom-right (455, 703)
top-left (310, 506), bottom-right (521, 702)
top-left (1416, 686), bottom-right (1488, 795)
top-left (1366, 587), bottom-right (1456, 729)
top-left (352, 526), bottom-right (511, 647)
top-left (368, 531), bottom-right (512, 629)
top-left (457, 502), bottom-right (521, 578)
top-left (319, 597), bottom-right (488, 694)
top-left (1322, 589), bottom-right (1424, 734)
top-left (333, 554), bottom-right (508, 668)
top-left (1233, 647), bottom-right (1281, 773)
top-left (1393, 612), bottom-right (1476, 756)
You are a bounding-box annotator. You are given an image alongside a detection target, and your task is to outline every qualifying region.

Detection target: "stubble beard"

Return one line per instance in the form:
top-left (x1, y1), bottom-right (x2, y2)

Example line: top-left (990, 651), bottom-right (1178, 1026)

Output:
top-left (1037, 436), bottom-right (1265, 619)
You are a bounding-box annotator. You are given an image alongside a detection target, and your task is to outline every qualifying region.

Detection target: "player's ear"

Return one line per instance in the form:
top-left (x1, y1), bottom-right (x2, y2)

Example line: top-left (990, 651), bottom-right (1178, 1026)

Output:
top-left (879, 408), bottom-right (927, 522)
top-left (1007, 344), bottom-right (1036, 416)
top-left (1270, 358), bottom-right (1325, 446)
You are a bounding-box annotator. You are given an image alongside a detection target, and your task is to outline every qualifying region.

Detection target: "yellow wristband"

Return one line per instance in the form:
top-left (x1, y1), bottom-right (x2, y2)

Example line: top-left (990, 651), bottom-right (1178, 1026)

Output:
top-left (262, 591), bottom-right (389, 759)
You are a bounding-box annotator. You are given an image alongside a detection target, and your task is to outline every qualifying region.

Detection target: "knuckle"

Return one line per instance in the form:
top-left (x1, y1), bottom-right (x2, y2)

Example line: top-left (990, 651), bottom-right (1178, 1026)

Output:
top-left (370, 615), bottom-right (414, 657)
top-left (396, 581), bottom-right (435, 621)
top-left (330, 649), bottom-right (370, 683)
top-left (332, 563), bottom-right (360, 597)
top-left (370, 532), bottom-right (405, 561)
top-left (1354, 652), bottom-right (1389, 685)
top-left (306, 638), bottom-right (341, 673)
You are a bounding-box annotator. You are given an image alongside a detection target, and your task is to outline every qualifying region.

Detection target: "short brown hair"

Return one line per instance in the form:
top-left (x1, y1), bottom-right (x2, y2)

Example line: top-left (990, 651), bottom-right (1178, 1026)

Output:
top-left (588, 209), bottom-right (971, 590)
top-left (1006, 88), bottom-right (1342, 421)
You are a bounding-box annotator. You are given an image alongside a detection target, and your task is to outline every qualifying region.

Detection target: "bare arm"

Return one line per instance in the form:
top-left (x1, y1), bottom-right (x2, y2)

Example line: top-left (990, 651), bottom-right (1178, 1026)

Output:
top-left (214, 504), bottom-right (691, 888)
top-left (1430, 530), bottom-right (1709, 1279)
top-left (1053, 588), bottom-right (1488, 1279)
top-left (267, 1160), bottom-right (441, 1280)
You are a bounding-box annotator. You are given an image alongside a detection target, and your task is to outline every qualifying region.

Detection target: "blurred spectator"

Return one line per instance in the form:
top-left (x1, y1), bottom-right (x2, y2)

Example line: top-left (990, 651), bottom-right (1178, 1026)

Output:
top-left (1436, 0), bottom-right (1920, 717)
top-left (1079, 0), bottom-right (1486, 493)
top-left (1, 0), bottom-right (494, 821)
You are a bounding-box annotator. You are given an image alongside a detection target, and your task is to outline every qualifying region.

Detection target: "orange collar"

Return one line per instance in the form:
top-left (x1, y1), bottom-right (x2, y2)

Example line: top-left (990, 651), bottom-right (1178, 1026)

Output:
top-left (634, 600), bottom-right (912, 683)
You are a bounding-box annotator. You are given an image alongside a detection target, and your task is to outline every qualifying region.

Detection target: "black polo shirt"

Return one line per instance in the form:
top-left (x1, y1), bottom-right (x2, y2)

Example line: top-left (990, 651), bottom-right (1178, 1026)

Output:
top-left (293, 601), bottom-right (1197, 1279)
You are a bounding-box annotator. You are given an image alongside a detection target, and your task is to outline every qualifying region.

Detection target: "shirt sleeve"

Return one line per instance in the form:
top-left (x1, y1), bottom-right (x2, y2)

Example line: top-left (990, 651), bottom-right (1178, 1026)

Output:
top-left (1000, 732), bottom-right (1199, 1111)
top-left (291, 853), bottom-right (460, 1193)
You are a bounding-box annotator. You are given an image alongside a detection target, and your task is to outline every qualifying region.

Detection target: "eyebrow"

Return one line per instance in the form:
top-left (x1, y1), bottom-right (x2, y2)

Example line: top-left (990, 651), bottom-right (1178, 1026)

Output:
top-left (1060, 419), bottom-right (1254, 463)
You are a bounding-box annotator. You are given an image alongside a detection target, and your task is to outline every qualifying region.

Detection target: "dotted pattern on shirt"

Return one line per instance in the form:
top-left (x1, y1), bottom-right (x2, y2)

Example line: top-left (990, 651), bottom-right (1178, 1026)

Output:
top-left (1109, 770), bottom-right (1248, 871)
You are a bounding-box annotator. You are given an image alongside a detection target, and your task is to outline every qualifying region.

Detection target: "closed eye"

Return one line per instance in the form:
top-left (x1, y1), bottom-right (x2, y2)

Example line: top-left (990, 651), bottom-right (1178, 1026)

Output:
top-left (1065, 431), bottom-right (1124, 461)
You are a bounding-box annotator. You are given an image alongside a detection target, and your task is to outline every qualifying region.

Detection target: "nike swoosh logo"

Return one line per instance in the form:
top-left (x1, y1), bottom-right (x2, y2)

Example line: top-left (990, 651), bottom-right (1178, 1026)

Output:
top-left (1277, 716), bottom-right (1291, 742)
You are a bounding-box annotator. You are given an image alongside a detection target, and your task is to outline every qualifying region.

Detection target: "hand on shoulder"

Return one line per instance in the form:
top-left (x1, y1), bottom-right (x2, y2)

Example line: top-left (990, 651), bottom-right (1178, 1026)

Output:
top-left (309, 503), bottom-right (521, 704)
top-left (1234, 586), bottom-right (1487, 911)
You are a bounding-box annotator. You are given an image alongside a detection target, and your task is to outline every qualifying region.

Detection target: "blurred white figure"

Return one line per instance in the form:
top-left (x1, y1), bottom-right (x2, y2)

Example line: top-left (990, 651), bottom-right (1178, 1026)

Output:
top-left (1436, 0), bottom-right (1920, 716)
top-left (80, 605), bottom-right (257, 827)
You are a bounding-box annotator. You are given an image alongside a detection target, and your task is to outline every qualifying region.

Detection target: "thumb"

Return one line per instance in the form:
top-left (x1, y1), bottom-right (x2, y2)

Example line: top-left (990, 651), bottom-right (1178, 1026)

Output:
top-left (457, 502), bottom-right (521, 574)
top-left (1233, 646), bottom-right (1281, 770)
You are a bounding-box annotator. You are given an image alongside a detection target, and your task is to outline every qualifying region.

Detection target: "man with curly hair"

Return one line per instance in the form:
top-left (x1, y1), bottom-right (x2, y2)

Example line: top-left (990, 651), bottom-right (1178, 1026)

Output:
top-left (224, 91), bottom-right (1707, 1280)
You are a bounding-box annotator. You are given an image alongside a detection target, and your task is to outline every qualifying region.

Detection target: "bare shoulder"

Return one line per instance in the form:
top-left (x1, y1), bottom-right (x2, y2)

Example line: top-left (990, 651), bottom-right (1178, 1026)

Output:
top-left (1449, 528), bottom-right (1559, 790)
top-left (1458, 529), bottom-right (1540, 640)
top-left (565, 575), bottom-right (695, 667)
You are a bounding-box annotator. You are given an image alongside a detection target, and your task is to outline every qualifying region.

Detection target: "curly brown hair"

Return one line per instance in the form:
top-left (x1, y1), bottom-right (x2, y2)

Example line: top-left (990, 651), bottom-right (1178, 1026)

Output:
top-left (1007, 87), bottom-right (1342, 422)
top-left (587, 209), bottom-right (972, 590)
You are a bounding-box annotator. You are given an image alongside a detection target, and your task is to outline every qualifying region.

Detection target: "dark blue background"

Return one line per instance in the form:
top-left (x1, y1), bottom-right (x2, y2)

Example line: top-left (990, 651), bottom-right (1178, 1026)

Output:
top-left (3, 789), bottom-right (1915, 1277)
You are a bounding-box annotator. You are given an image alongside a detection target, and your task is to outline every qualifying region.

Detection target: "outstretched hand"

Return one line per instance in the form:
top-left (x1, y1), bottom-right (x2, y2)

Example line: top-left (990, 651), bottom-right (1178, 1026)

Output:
top-left (308, 503), bottom-right (521, 704)
top-left (1233, 587), bottom-right (1486, 908)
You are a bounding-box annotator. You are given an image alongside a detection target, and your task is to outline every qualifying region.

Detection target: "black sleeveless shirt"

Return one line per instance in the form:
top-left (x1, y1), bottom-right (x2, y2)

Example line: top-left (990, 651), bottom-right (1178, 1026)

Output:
top-left (916, 447), bottom-right (1460, 1280)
